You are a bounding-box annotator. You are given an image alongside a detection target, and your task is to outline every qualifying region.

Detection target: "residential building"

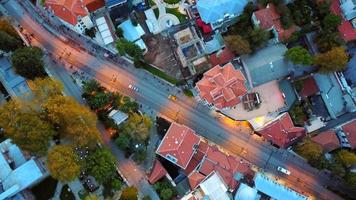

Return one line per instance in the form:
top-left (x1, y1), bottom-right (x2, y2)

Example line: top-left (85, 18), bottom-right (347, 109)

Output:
top-left (208, 48), bottom-right (235, 67)
top-left (0, 139), bottom-right (47, 200)
top-left (252, 3), bottom-right (296, 43)
top-left (195, 0), bottom-right (248, 31)
top-left (156, 123), bottom-right (200, 169)
top-left (105, 0), bottom-right (127, 8)
top-left (45, 0), bottom-right (104, 33)
top-left (339, 119), bottom-right (356, 149)
top-left (195, 63), bottom-right (248, 110)
top-left (147, 160), bottom-right (167, 184)
top-left (311, 130), bottom-right (341, 153)
top-left (118, 19), bottom-right (147, 51)
top-left (256, 112), bottom-right (306, 148)
top-left (330, 0), bottom-right (356, 41)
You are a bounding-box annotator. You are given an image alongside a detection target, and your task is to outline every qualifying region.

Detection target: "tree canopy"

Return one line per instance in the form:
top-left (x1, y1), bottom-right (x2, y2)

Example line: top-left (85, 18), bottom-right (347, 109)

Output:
top-left (11, 46), bottom-right (46, 80)
top-left (0, 18), bottom-right (21, 39)
top-left (0, 31), bottom-right (21, 52)
top-left (120, 113), bottom-right (152, 143)
top-left (248, 28), bottom-right (269, 50)
top-left (285, 46), bottom-right (313, 66)
top-left (47, 145), bottom-right (80, 182)
top-left (85, 148), bottom-right (117, 183)
top-left (116, 38), bottom-right (143, 61)
top-left (335, 150), bottom-right (356, 167)
top-left (28, 78), bottom-right (63, 105)
top-left (0, 99), bottom-right (55, 155)
top-left (223, 35), bottom-right (251, 55)
top-left (84, 194), bottom-right (100, 200)
top-left (314, 47), bottom-right (348, 73)
top-left (120, 186), bottom-right (138, 200)
top-left (295, 139), bottom-right (326, 168)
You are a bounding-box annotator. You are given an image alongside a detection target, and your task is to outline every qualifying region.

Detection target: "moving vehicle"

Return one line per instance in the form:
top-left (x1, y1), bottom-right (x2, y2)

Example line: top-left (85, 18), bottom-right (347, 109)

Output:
top-left (277, 166), bottom-right (291, 175)
top-left (129, 84), bottom-right (139, 92)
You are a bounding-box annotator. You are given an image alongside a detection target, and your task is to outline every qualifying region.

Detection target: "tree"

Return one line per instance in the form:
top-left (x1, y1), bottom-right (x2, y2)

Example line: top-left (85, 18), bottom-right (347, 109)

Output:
top-left (223, 35), bottom-right (251, 55)
top-left (323, 14), bottom-right (341, 31)
top-left (87, 92), bottom-right (111, 110)
top-left (142, 196), bottom-right (151, 200)
top-left (85, 148), bottom-right (116, 183)
top-left (119, 96), bottom-right (139, 114)
top-left (328, 161), bottom-right (346, 177)
top-left (116, 38), bottom-right (143, 60)
top-left (85, 194), bottom-right (100, 200)
top-left (295, 139), bottom-right (326, 168)
top-left (112, 178), bottom-right (123, 191)
top-left (160, 188), bottom-right (173, 200)
top-left (28, 78), bottom-right (63, 105)
top-left (43, 95), bottom-right (101, 147)
top-left (121, 113), bottom-right (152, 143)
top-left (316, 31), bottom-right (343, 53)
top-left (248, 28), bottom-right (269, 50)
top-left (82, 79), bottom-right (104, 98)
top-left (314, 47), bottom-right (348, 73)
top-left (285, 46), bottom-right (313, 66)
top-left (120, 186), bottom-right (138, 200)
top-left (116, 27), bottom-right (124, 38)
top-left (47, 145), bottom-right (80, 182)
top-left (0, 100), bottom-right (55, 155)
top-left (345, 172), bottom-right (356, 190)
top-left (0, 31), bottom-right (21, 52)
top-left (115, 133), bottom-right (131, 150)
top-left (11, 46), bottom-right (46, 80)
top-left (0, 18), bottom-right (21, 39)
top-left (335, 150), bottom-right (356, 167)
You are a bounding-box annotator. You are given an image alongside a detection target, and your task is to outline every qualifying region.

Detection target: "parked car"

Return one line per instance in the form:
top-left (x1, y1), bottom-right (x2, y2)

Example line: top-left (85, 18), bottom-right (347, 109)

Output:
top-left (277, 166), bottom-right (291, 175)
top-left (168, 95), bottom-right (177, 101)
top-left (129, 84), bottom-right (139, 92)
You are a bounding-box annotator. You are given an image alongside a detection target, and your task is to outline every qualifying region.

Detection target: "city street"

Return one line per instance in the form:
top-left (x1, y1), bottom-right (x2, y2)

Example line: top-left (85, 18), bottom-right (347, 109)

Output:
top-left (2, 0), bottom-right (354, 199)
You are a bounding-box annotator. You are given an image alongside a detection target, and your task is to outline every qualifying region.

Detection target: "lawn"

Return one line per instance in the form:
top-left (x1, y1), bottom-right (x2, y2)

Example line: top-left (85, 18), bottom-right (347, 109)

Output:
top-left (166, 8), bottom-right (187, 22)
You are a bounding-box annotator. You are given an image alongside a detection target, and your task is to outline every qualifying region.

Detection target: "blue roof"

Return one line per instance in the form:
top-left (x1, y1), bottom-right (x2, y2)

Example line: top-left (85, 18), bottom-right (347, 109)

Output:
top-left (314, 73), bottom-right (346, 119)
top-left (279, 80), bottom-right (296, 111)
top-left (242, 44), bottom-right (290, 87)
top-left (204, 33), bottom-right (224, 54)
top-left (118, 19), bottom-right (145, 42)
top-left (105, 0), bottom-right (127, 8)
top-left (197, 0), bottom-right (248, 24)
top-left (254, 173), bottom-right (308, 200)
top-left (345, 46), bottom-right (356, 87)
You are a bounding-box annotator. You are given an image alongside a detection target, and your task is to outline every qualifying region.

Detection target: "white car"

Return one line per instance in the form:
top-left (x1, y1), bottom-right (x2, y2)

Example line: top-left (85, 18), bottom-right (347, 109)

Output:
top-left (277, 166), bottom-right (291, 175)
top-left (129, 84), bottom-right (139, 92)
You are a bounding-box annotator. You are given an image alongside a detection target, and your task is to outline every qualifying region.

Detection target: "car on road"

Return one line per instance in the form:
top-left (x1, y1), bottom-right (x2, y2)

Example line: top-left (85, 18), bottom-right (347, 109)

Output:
top-left (277, 166), bottom-right (291, 175)
top-left (168, 95), bottom-right (177, 101)
top-left (129, 84), bottom-right (139, 92)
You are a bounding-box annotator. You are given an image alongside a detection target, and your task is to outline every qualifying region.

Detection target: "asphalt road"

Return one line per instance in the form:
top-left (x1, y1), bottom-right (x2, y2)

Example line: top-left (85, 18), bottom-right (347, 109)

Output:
top-left (3, 0), bottom-right (354, 199)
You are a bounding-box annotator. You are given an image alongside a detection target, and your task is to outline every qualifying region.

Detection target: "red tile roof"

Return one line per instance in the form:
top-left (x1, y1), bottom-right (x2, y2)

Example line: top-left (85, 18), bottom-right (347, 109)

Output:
top-left (83, 0), bottom-right (105, 12)
top-left (253, 3), bottom-right (296, 41)
top-left (188, 171), bottom-right (206, 189)
top-left (311, 130), bottom-right (340, 152)
top-left (299, 77), bottom-right (319, 98)
top-left (147, 160), bottom-right (167, 184)
top-left (342, 120), bottom-right (356, 149)
top-left (196, 63), bottom-right (247, 109)
top-left (198, 145), bottom-right (253, 190)
top-left (157, 123), bottom-right (200, 169)
top-left (330, 0), bottom-right (356, 42)
top-left (209, 48), bottom-right (235, 66)
top-left (257, 113), bottom-right (306, 148)
top-left (196, 18), bottom-right (212, 34)
top-left (45, 0), bottom-right (103, 25)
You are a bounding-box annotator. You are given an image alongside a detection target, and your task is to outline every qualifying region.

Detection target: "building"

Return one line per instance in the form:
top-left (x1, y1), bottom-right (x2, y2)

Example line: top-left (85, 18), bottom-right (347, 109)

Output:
top-left (118, 19), bottom-right (147, 51)
top-left (195, 0), bottom-right (248, 31)
top-left (252, 3), bottom-right (296, 43)
top-left (45, 0), bottom-right (104, 33)
top-left (108, 109), bottom-right (128, 125)
top-left (311, 130), bottom-right (341, 153)
top-left (330, 0), bottom-right (356, 41)
top-left (340, 119), bottom-right (356, 149)
top-left (105, 0), bottom-right (127, 8)
top-left (195, 63), bottom-right (248, 110)
top-left (182, 172), bottom-right (231, 200)
top-left (156, 123), bottom-right (200, 169)
top-left (256, 112), bottom-right (306, 148)
top-left (0, 139), bottom-right (47, 200)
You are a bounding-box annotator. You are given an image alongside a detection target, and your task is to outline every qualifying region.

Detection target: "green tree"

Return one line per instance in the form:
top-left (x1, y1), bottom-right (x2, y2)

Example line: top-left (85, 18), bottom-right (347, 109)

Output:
top-left (289, 103), bottom-right (306, 126)
top-left (142, 196), bottom-right (151, 200)
top-left (116, 38), bottom-right (143, 60)
top-left (285, 46), bottom-right (313, 66)
top-left (87, 92), bottom-right (111, 110)
top-left (223, 35), bottom-right (251, 55)
top-left (314, 47), bottom-right (348, 73)
top-left (11, 46), bottom-right (46, 80)
top-left (116, 27), bottom-right (124, 37)
top-left (119, 96), bottom-right (139, 114)
top-left (0, 31), bottom-right (21, 52)
top-left (43, 95), bottom-right (101, 147)
top-left (0, 100), bottom-right (55, 155)
top-left (47, 145), bottom-right (80, 182)
top-left (323, 14), bottom-right (341, 31)
top-left (335, 150), bottom-right (356, 167)
top-left (112, 178), bottom-right (123, 191)
top-left (85, 148), bottom-right (116, 183)
top-left (316, 31), bottom-right (343, 53)
top-left (328, 161), bottom-right (346, 177)
top-left (82, 79), bottom-right (104, 98)
top-left (121, 113), bottom-right (152, 143)
top-left (120, 186), bottom-right (138, 200)
top-left (0, 18), bottom-right (21, 39)
top-left (160, 188), bottom-right (173, 200)
top-left (295, 139), bottom-right (326, 168)
top-left (248, 28), bottom-right (269, 50)
top-left (115, 133), bottom-right (131, 150)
